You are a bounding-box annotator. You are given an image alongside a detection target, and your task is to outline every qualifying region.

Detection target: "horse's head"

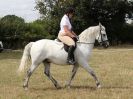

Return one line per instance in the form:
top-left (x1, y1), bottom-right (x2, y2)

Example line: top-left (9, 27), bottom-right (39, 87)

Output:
top-left (96, 23), bottom-right (109, 48)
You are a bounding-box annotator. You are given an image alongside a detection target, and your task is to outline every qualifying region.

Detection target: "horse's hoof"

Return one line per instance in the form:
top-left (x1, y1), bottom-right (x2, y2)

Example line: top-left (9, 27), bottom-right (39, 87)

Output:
top-left (23, 85), bottom-right (28, 91)
top-left (96, 82), bottom-right (101, 89)
top-left (24, 87), bottom-right (28, 91)
top-left (97, 84), bottom-right (101, 89)
top-left (55, 84), bottom-right (61, 89)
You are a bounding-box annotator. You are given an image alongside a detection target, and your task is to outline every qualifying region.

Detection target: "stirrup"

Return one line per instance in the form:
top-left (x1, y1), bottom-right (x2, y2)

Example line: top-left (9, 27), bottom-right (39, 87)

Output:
top-left (67, 60), bottom-right (76, 65)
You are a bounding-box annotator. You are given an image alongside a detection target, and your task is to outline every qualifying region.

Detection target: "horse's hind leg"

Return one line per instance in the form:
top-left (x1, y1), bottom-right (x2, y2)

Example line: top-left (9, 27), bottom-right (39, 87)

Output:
top-left (65, 64), bottom-right (79, 88)
top-left (23, 63), bottom-right (39, 90)
top-left (43, 61), bottom-right (61, 89)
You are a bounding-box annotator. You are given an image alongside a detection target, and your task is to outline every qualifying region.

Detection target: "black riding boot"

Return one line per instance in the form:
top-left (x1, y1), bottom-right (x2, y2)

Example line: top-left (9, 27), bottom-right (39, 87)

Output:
top-left (67, 45), bottom-right (76, 65)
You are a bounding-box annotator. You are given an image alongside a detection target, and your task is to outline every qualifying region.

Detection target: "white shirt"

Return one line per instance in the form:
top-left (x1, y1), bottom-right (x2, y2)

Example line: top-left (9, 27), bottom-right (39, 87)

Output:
top-left (59, 14), bottom-right (72, 35)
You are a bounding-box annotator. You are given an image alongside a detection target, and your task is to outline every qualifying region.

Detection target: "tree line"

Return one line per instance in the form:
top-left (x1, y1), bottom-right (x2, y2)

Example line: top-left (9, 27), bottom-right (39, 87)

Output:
top-left (0, 0), bottom-right (133, 49)
top-left (0, 15), bottom-right (53, 49)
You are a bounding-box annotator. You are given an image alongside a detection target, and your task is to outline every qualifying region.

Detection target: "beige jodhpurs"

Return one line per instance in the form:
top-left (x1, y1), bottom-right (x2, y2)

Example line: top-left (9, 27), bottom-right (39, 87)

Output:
top-left (58, 34), bottom-right (75, 46)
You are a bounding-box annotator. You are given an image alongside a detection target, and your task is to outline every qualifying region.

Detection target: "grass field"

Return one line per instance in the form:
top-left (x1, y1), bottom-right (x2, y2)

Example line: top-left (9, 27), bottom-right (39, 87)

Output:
top-left (0, 47), bottom-right (133, 99)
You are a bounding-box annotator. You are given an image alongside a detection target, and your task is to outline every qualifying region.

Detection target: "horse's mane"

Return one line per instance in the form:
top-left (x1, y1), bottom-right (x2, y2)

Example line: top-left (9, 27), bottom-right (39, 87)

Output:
top-left (79, 26), bottom-right (99, 42)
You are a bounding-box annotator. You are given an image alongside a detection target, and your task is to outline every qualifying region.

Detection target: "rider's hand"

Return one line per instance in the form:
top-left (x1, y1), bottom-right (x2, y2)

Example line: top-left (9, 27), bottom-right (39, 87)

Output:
top-left (75, 35), bottom-right (79, 40)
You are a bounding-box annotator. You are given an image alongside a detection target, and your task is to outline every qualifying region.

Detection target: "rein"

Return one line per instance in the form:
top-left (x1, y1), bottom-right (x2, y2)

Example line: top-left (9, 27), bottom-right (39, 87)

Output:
top-left (77, 41), bottom-right (94, 44)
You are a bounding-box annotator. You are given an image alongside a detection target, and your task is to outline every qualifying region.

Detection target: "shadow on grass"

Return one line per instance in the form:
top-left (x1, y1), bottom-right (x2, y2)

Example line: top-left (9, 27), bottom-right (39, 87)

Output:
top-left (30, 87), bottom-right (57, 92)
top-left (30, 85), bottom-right (133, 92)
top-left (30, 85), bottom-right (97, 92)
top-left (69, 85), bottom-right (96, 90)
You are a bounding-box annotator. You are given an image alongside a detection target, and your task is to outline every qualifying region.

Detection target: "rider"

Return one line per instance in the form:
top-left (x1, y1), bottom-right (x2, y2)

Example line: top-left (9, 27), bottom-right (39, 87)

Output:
top-left (58, 7), bottom-right (77, 65)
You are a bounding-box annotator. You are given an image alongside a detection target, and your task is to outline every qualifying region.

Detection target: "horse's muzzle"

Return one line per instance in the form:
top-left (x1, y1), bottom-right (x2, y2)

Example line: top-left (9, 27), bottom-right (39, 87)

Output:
top-left (100, 41), bottom-right (109, 48)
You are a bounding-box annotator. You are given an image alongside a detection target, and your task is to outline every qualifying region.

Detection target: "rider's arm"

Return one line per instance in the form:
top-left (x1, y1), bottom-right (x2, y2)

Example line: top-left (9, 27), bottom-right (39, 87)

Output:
top-left (72, 31), bottom-right (77, 36)
top-left (63, 25), bottom-right (75, 38)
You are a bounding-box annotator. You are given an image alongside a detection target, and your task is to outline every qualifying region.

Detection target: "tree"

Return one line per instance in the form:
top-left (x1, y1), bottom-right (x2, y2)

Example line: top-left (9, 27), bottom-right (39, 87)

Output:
top-left (23, 20), bottom-right (54, 40)
top-left (0, 15), bottom-right (25, 39)
top-left (0, 15), bottom-right (54, 49)
top-left (35, 0), bottom-right (133, 44)
top-left (0, 15), bottom-right (26, 48)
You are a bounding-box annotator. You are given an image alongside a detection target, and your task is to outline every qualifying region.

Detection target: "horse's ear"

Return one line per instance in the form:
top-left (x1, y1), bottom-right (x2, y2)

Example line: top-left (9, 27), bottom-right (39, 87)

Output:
top-left (99, 22), bottom-right (102, 26)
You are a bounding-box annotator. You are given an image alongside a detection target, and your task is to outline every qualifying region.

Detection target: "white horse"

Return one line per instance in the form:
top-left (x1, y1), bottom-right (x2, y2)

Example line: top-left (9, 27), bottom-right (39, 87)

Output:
top-left (18, 23), bottom-right (109, 90)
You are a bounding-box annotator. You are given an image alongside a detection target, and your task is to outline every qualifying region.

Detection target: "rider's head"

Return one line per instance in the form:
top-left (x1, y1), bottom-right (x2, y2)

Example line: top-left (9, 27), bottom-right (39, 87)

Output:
top-left (65, 7), bottom-right (75, 19)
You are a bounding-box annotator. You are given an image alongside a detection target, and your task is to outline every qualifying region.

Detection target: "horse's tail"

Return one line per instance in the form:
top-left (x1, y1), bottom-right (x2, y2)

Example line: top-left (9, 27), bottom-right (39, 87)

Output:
top-left (17, 42), bottom-right (33, 74)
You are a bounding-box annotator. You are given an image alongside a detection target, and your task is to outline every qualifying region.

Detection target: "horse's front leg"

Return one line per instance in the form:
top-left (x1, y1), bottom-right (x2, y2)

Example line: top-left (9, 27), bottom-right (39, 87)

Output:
top-left (65, 64), bottom-right (79, 88)
top-left (81, 61), bottom-right (101, 88)
top-left (43, 61), bottom-right (61, 89)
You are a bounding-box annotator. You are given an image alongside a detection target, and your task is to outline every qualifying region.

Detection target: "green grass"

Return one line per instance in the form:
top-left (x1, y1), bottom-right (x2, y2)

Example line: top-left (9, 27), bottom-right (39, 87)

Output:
top-left (0, 48), bottom-right (133, 99)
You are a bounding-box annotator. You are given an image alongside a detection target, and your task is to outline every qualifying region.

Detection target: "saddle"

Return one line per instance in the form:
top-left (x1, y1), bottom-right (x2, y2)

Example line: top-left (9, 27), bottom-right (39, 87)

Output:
top-left (56, 37), bottom-right (78, 52)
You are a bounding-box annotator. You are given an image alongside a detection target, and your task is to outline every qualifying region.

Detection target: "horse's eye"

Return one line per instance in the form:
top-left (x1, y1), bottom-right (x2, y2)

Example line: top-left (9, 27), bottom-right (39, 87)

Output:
top-left (103, 34), bottom-right (106, 36)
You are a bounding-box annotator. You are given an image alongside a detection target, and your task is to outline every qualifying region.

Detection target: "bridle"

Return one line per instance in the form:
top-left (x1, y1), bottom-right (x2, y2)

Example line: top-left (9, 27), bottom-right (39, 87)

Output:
top-left (98, 24), bottom-right (108, 45)
top-left (98, 24), bottom-right (104, 43)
